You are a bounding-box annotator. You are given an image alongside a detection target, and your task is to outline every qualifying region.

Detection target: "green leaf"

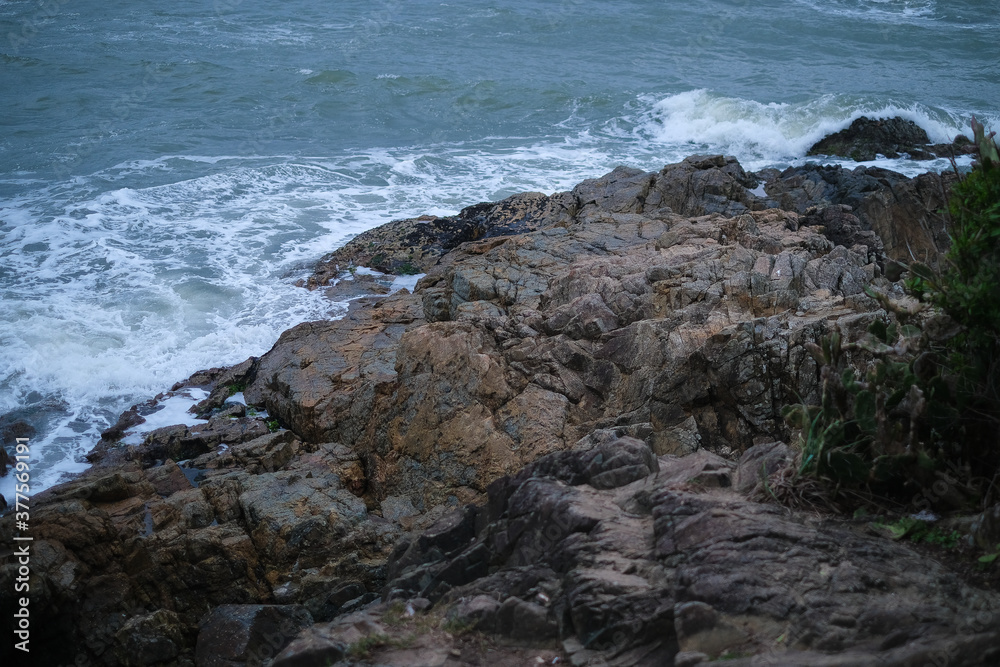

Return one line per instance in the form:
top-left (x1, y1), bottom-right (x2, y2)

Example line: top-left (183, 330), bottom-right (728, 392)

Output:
top-left (855, 390), bottom-right (877, 433)
top-left (841, 368), bottom-right (856, 391)
top-left (868, 320), bottom-right (889, 342)
top-left (820, 450), bottom-right (868, 484)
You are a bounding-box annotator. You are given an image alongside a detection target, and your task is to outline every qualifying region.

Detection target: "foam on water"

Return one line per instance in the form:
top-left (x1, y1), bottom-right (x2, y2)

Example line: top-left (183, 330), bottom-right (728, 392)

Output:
top-left (120, 389), bottom-right (210, 447)
top-left (625, 89), bottom-right (989, 174)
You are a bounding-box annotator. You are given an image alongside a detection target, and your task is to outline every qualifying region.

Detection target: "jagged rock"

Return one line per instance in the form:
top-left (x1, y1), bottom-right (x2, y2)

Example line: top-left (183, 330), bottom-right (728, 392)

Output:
top-left (382, 441), bottom-right (1000, 665)
top-left (645, 154), bottom-right (762, 217)
top-left (0, 430), bottom-right (393, 665)
top-left (136, 416), bottom-right (271, 467)
top-left (806, 116), bottom-right (974, 162)
top-left (3, 156), bottom-right (989, 666)
top-left (245, 162), bottom-right (888, 516)
top-left (194, 604), bottom-right (313, 667)
top-left (762, 163), bottom-right (956, 266)
top-left (112, 609), bottom-right (185, 667)
top-left (307, 191), bottom-right (570, 287)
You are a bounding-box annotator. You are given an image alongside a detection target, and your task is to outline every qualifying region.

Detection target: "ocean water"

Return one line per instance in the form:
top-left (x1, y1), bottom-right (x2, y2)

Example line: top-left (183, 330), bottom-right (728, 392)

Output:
top-left (1, 0), bottom-right (998, 499)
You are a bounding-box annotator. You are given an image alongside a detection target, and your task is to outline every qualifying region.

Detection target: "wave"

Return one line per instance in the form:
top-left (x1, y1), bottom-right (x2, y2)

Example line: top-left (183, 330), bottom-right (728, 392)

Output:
top-left (620, 89), bottom-right (993, 170)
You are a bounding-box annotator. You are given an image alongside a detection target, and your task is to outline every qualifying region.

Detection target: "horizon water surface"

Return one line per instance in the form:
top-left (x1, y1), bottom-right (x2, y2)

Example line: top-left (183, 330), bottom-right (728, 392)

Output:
top-left (1, 0), bottom-right (998, 500)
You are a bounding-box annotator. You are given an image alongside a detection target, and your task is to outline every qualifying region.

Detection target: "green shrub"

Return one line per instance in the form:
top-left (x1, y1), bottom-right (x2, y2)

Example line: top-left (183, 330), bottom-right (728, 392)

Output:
top-left (781, 118), bottom-right (1000, 509)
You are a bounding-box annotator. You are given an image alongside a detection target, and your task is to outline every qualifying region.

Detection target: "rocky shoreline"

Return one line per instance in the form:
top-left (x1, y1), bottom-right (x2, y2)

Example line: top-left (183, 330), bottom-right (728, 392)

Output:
top-left (3, 124), bottom-right (1000, 666)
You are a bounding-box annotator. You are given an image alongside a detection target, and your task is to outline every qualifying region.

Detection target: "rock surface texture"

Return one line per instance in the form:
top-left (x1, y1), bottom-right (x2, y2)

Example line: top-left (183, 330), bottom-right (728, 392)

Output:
top-left (2, 155), bottom-right (996, 666)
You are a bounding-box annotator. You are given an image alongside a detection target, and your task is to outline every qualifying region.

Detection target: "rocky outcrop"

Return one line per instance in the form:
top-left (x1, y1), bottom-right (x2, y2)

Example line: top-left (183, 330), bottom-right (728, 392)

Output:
top-left (242, 156), bottom-right (896, 516)
top-left (807, 116), bottom-right (976, 161)
top-left (0, 414), bottom-right (414, 666)
top-left (1, 155), bottom-right (991, 666)
top-left (763, 162), bottom-right (956, 266)
top-left (356, 440), bottom-right (1000, 666)
top-left (306, 191), bottom-right (573, 288)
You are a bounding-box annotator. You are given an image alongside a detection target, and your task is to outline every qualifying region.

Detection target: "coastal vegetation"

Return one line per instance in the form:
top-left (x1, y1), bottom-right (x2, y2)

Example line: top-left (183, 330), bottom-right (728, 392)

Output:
top-left (784, 118), bottom-right (1000, 518)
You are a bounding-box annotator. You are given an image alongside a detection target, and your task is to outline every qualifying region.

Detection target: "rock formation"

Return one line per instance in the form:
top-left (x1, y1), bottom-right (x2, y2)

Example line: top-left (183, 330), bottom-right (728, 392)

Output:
top-left (806, 115), bottom-right (976, 162)
top-left (2, 155), bottom-right (997, 666)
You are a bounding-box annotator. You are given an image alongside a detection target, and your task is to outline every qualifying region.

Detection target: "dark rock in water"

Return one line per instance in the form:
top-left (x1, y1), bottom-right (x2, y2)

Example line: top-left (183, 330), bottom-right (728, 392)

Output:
top-left (0, 416), bottom-right (36, 446)
top-left (0, 492), bottom-right (6, 511)
top-left (99, 405), bottom-right (147, 443)
top-left (808, 116), bottom-right (929, 161)
top-left (807, 115), bottom-right (976, 161)
top-left (194, 604), bottom-right (313, 667)
top-left (0, 445), bottom-right (9, 478)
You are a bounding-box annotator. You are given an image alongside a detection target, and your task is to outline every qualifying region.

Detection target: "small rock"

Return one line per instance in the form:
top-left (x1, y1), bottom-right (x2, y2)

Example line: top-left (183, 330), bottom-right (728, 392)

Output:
top-left (381, 495), bottom-right (420, 523)
top-left (674, 652), bottom-right (709, 667)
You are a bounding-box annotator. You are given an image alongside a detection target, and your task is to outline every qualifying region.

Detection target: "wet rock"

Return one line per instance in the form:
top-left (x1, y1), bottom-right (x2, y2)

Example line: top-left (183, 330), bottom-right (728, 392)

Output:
top-left (100, 405), bottom-right (146, 442)
top-left (0, 417), bottom-right (36, 446)
top-left (136, 416), bottom-right (271, 467)
top-left (807, 116), bottom-right (934, 161)
top-left (323, 272), bottom-right (391, 300)
top-left (307, 191), bottom-right (565, 287)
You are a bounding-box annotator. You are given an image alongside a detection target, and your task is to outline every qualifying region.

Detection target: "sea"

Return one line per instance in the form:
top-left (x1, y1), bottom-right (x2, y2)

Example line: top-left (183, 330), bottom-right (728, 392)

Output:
top-left (1, 0), bottom-right (998, 501)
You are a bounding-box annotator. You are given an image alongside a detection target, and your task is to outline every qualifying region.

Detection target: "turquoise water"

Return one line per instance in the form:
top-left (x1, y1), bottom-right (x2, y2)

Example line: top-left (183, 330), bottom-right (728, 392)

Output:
top-left (1, 0), bottom-right (998, 494)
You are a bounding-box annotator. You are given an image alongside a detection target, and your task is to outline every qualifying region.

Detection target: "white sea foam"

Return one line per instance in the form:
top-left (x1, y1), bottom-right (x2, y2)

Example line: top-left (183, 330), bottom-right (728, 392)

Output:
top-left (121, 389), bottom-right (210, 447)
top-left (625, 89), bottom-right (988, 174)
